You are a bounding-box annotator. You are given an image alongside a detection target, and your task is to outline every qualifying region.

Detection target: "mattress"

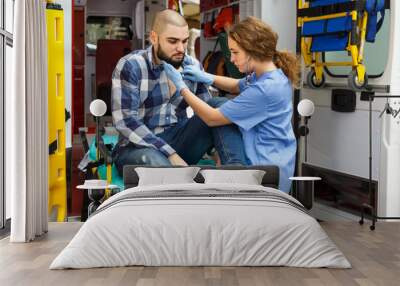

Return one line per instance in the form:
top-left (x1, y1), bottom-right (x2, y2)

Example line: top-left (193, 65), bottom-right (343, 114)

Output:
top-left (50, 183), bottom-right (351, 269)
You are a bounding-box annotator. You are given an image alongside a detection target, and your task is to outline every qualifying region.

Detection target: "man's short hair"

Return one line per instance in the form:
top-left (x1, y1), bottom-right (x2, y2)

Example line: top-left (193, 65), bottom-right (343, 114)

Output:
top-left (152, 9), bottom-right (188, 34)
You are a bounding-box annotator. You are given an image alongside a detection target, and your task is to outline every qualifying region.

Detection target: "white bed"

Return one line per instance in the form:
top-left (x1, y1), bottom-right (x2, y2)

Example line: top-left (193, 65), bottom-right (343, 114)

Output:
top-left (50, 170), bottom-right (351, 269)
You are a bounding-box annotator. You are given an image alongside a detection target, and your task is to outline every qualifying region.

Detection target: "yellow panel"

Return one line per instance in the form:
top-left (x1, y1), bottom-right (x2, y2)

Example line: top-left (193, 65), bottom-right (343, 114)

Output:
top-left (47, 8), bottom-right (66, 222)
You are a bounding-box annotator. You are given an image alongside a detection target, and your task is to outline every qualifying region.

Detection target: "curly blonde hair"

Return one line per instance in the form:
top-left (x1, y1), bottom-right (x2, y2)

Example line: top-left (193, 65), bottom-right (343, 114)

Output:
top-left (228, 17), bottom-right (300, 87)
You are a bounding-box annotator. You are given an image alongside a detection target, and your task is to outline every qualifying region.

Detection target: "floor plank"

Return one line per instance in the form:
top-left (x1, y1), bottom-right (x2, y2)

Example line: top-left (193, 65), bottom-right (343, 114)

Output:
top-left (0, 221), bottom-right (399, 286)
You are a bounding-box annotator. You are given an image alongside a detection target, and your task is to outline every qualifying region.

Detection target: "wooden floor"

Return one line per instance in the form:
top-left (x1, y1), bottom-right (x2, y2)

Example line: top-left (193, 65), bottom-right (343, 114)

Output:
top-left (0, 221), bottom-right (399, 286)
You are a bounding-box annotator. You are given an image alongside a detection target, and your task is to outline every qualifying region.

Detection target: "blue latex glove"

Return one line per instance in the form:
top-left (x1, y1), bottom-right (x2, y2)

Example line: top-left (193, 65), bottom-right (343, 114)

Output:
top-left (162, 61), bottom-right (188, 93)
top-left (183, 65), bottom-right (215, 85)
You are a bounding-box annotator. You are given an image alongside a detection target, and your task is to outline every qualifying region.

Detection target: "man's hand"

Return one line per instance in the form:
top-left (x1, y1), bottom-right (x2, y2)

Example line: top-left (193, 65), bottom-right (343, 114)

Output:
top-left (168, 153), bottom-right (188, 166)
top-left (162, 62), bottom-right (188, 93)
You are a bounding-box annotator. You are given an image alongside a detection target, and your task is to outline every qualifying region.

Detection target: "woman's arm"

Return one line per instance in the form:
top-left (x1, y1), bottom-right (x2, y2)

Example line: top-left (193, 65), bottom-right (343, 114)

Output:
top-left (212, 75), bottom-right (241, 94)
top-left (183, 65), bottom-right (240, 94)
top-left (181, 88), bottom-right (231, 127)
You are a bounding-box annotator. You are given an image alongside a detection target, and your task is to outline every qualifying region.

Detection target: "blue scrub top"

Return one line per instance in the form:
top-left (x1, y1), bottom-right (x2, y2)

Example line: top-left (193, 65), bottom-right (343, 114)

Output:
top-left (219, 69), bottom-right (296, 193)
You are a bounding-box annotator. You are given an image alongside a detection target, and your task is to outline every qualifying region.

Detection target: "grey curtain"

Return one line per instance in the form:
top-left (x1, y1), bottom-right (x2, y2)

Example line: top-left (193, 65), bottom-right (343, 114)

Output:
top-left (9, 0), bottom-right (48, 242)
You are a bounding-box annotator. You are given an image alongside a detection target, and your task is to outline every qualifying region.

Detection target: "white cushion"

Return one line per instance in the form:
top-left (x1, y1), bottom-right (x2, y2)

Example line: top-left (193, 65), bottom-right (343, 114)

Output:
top-left (135, 167), bottom-right (201, 186)
top-left (200, 169), bottom-right (266, 185)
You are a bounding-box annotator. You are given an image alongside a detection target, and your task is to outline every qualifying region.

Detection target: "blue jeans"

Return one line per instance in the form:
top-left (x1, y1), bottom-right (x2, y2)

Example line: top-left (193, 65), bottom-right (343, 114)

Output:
top-left (113, 97), bottom-right (247, 175)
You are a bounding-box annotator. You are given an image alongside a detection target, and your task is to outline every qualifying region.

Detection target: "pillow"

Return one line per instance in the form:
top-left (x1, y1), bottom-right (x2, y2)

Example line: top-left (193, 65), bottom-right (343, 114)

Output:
top-left (135, 167), bottom-right (201, 186)
top-left (200, 169), bottom-right (266, 185)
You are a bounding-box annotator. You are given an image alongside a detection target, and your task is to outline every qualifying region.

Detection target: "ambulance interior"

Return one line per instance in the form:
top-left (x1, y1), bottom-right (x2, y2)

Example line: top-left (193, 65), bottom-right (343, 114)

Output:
top-left (64, 0), bottom-right (396, 224)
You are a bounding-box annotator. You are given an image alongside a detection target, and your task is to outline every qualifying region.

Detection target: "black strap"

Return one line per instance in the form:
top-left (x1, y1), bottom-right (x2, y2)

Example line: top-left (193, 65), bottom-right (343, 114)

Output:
top-left (376, 0), bottom-right (388, 33)
top-left (97, 133), bottom-right (113, 165)
top-left (65, 108), bottom-right (71, 122)
top-left (298, 0), bottom-right (366, 17)
top-left (376, 10), bottom-right (385, 32)
top-left (212, 37), bottom-right (220, 53)
top-left (79, 129), bottom-right (90, 153)
top-left (299, 0), bottom-right (389, 18)
top-left (49, 140), bottom-right (58, 155)
top-left (46, 3), bottom-right (63, 10)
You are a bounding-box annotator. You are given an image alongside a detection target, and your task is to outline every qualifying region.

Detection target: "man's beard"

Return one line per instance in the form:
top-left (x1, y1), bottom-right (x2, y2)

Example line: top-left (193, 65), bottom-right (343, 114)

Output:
top-left (157, 44), bottom-right (184, 68)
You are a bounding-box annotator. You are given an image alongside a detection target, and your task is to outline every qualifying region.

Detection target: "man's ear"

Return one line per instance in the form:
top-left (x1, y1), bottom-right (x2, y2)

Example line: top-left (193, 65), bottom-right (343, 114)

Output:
top-left (150, 31), bottom-right (157, 46)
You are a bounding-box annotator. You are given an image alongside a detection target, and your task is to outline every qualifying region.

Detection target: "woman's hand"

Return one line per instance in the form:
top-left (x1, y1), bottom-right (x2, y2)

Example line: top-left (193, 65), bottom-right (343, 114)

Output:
top-left (183, 65), bottom-right (215, 85)
top-left (162, 62), bottom-right (188, 93)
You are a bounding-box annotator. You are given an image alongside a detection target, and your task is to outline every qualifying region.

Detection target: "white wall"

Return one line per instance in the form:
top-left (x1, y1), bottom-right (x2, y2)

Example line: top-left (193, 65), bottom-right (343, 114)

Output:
top-left (302, 88), bottom-right (384, 180)
top-left (377, 0), bottom-right (400, 217)
top-left (260, 0), bottom-right (296, 52)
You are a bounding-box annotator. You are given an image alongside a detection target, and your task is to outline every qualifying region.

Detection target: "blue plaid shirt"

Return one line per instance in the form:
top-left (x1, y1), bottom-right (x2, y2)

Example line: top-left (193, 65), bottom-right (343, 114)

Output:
top-left (112, 46), bottom-right (211, 157)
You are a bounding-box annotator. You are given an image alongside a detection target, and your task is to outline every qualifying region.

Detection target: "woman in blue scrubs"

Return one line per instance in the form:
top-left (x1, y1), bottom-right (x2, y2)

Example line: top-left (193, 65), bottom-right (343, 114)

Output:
top-left (163, 17), bottom-right (299, 193)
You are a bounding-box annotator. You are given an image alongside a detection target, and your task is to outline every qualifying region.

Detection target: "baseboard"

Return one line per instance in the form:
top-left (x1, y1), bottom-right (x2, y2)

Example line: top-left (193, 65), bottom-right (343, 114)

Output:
top-left (302, 163), bottom-right (377, 217)
top-left (310, 202), bottom-right (364, 222)
top-left (0, 218), bottom-right (11, 239)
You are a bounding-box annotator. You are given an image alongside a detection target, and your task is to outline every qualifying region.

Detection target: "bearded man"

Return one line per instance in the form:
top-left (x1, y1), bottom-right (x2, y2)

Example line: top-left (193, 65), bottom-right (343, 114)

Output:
top-left (111, 9), bottom-right (246, 173)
